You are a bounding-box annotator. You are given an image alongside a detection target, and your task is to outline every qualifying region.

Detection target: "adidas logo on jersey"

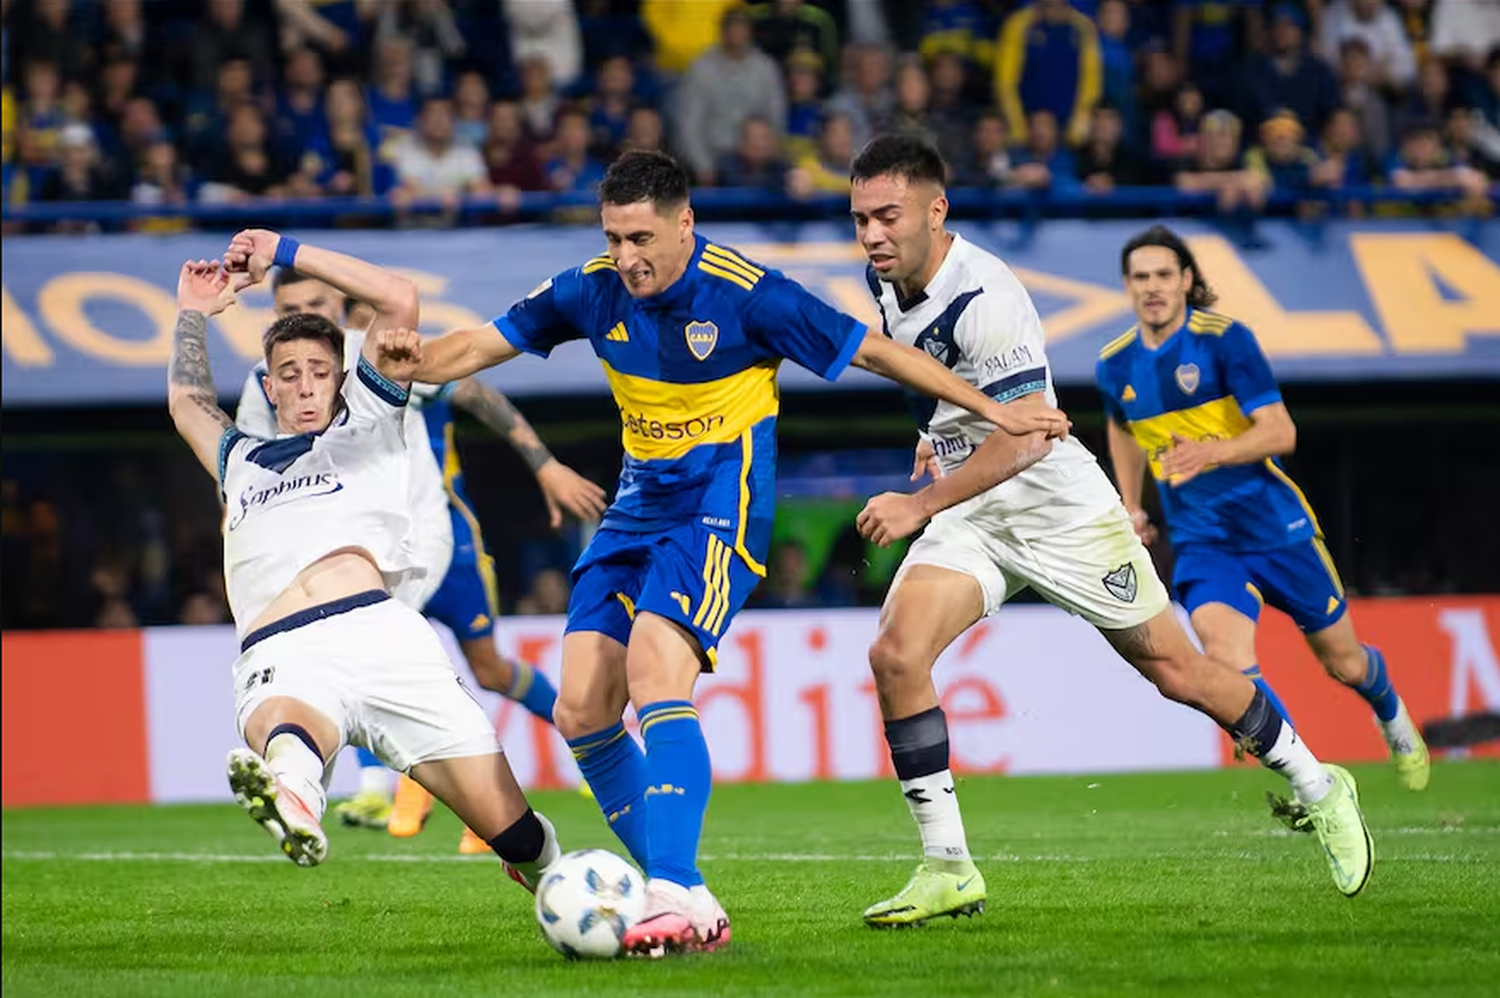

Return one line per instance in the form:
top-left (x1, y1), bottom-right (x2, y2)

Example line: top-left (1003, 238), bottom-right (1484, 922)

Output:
top-left (1121, 385), bottom-right (1137, 402)
top-left (605, 321), bottom-right (629, 342)
top-left (1102, 563), bottom-right (1139, 603)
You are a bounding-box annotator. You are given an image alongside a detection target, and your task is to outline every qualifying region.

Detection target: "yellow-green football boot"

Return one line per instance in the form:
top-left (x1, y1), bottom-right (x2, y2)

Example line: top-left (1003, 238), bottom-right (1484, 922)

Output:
top-left (1385, 701), bottom-right (1431, 792)
top-left (863, 860), bottom-right (986, 928)
top-left (335, 790), bottom-right (393, 830)
top-left (1296, 765), bottom-right (1374, 897)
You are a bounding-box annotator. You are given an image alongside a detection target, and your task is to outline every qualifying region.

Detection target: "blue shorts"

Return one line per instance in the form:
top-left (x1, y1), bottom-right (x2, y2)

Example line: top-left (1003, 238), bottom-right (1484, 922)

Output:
top-left (565, 523), bottom-right (764, 670)
top-left (423, 506), bottom-right (499, 642)
top-left (1173, 536), bottom-right (1347, 634)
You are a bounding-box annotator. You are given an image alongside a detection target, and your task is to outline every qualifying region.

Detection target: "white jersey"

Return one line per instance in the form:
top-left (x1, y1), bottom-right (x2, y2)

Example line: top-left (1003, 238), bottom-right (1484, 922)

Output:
top-left (871, 233), bottom-right (1118, 536)
top-left (220, 356), bottom-right (425, 638)
top-left (235, 329), bottom-right (453, 609)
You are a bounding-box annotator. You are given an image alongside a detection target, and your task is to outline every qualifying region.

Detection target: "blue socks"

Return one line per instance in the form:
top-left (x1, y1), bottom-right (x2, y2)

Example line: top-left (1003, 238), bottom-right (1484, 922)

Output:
top-left (1354, 644), bottom-right (1401, 722)
top-left (568, 722), bottom-right (651, 870)
top-left (639, 700), bottom-right (711, 888)
top-left (1242, 665), bottom-right (1293, 724)
top-left (505, 659), bottom-right (559, 723)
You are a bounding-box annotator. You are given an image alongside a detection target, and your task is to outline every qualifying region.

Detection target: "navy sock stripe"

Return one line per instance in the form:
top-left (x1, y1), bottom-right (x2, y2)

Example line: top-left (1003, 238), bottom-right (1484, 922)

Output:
top-left (885, 706), bottom-right (951, 781)
top-left (265, 723), bottom-right (323, 763)
top-left (1225, 688), bottom-right (1284, 759)
top-left (487, 808), bottom-right (544, 864)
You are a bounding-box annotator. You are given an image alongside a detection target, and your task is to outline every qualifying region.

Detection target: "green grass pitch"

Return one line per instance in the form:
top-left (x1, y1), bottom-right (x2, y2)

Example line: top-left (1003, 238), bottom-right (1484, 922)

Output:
top-left (5, 762), bottom-right (1498, 997)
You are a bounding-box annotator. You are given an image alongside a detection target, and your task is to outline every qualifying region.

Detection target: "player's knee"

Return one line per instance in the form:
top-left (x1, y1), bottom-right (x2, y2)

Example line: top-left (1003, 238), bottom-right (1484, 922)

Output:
top-left (867, 631), bottom-right (932, 691)
top-left (552, 697), bottom-right (621, 742)
top-left (1315, 645), bottom-right (1366, 685)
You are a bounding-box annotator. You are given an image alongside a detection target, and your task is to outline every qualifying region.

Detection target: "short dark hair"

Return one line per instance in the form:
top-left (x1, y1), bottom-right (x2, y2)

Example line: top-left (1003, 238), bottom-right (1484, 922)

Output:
top-left (271, 266), bottom-right (311, 292)
top-left (1120, 225), bottom-right (1219, 309)
top-left (849, 133), bottom-right (947, 187)
top-left (599, 150), bottom-right (690, 209)
top-left (262, 312), bottom-right (345, 367)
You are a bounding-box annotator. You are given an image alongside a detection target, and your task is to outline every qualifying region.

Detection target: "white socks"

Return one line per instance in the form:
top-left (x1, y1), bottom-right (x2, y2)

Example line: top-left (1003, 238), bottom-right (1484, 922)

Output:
top-left (1380, 699), bottom-right (1420, 753)
top-left (1261, 723), bottom-right (1334, 805)
top-left (899, 770), bottom-right (972, 863)
top-left (264, 733), bottom-right (328, 819)
top-left (358, 763), bottom-right (391, 798)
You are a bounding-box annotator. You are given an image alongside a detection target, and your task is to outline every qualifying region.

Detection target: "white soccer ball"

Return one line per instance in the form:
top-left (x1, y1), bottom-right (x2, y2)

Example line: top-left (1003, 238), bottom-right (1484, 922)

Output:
top-left (535, 849), bottom-right (646, 959)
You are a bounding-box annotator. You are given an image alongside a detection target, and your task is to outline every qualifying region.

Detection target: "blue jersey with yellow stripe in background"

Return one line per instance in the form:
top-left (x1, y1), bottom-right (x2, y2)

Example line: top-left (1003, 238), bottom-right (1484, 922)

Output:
top-left (492, 234), bottom-right (867, 572)
top-left (1095, 308), bottom-right (1319, 553)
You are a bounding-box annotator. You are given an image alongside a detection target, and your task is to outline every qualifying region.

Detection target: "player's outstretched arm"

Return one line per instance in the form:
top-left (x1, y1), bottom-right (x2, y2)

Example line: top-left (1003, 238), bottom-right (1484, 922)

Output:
top-left (449, 378), bottom-right (608, 526)
top-left (168, 261), bottom-right (238, 478)
top-left (224, 229), bottom-right (419, 333)
top-left (413, 324), bottom-right (522, 384)
top-left (849, 329), bottom-right (1070, 439)
top-left (361, 327), bottom-right (424, 390)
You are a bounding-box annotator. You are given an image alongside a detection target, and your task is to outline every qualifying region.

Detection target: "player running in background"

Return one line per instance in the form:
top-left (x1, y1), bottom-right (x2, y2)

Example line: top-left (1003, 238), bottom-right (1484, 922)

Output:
top-left (165, 259), bottom-right (559, 885)
top-left (1097, 224), bottom-right (1429, 791)
top-left (227, 231), bottom-right (606, 848)
top-left (411, 150), bottom-right (1069, 956)
top-left (846, 135), bottom-right (1374, 926)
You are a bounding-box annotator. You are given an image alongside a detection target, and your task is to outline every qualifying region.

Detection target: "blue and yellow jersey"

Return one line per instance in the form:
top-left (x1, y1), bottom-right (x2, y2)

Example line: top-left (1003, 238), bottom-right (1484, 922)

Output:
top-left (492, 234), bottom-right (866, 569)
top-left (1095, 308), bottom-right (1319, 552)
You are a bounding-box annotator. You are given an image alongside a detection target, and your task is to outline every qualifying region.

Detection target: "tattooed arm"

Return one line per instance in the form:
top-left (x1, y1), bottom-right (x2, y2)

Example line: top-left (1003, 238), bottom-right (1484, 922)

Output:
top-left (448, 377), bottom-right (608, 526)
top-left (167, 261), bottom-right (237, 478)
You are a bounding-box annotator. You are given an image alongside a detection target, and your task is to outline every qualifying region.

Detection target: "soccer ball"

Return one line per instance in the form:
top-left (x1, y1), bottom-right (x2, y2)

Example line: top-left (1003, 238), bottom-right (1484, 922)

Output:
top-left (535, 849), bottom-right (646, 959)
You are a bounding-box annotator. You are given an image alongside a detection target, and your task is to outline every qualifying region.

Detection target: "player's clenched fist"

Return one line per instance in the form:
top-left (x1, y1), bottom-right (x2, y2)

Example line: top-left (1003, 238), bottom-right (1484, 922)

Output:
top-left (224, 228), bottom-right (282, 285)
top-left (371, 328), bottom-right (424, 384)
top-left (857, 491), bottom-right (931, 548)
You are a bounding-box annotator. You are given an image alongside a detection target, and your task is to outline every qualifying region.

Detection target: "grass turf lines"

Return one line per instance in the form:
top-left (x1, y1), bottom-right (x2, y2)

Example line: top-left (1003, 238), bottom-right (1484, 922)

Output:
top-left (4, 762), bottom-right (1498, 997)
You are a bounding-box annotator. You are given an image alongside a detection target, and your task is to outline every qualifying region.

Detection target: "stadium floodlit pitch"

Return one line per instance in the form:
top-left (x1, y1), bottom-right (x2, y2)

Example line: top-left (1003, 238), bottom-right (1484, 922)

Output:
top-left (4, 763), bottom-right (1498, 998)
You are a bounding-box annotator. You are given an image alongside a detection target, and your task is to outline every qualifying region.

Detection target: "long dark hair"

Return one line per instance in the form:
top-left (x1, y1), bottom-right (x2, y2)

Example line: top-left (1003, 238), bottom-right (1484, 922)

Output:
top-left (1120, 225), bottom-right (1218, 309)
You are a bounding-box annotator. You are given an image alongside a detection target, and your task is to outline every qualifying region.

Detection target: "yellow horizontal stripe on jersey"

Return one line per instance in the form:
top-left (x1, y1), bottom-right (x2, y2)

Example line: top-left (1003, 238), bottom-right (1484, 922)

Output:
top-left (702, 244), bottom-right (765, 280)
top-left (1099, 327), bottom-right (1138, 360)
top-left (603, 359), bottom-right (781, 461)
top-left (1129, 396), bottom-right (1252, 481)
top-left (697, 260), bottom-right (756, 291)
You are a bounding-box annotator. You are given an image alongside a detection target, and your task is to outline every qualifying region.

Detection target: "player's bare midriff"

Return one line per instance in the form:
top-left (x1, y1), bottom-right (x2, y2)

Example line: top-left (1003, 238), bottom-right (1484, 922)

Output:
top-left (248, 548), bottom-right (386, 634)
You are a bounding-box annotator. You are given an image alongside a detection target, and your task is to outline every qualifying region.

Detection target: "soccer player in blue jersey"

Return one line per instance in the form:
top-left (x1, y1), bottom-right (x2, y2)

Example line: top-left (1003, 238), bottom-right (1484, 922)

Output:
top-left (413, 150), bottom-right (1069, 956)
top-left (227, 232), bottom-right (608, 847)
top-left (1097, 225), bottom-right (1430, 791)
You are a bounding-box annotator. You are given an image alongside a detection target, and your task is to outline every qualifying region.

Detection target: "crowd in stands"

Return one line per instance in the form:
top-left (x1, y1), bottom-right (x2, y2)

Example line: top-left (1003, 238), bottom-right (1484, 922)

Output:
top-left (2, 0), bottom-right (1497, 230)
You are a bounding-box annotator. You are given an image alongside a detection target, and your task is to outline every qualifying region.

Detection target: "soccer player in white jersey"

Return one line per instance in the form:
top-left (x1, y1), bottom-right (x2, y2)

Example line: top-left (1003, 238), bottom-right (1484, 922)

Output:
top-left (165, 258), bottom-right (559, 886)
top-left (224, 230), bottom-right (605, 845)
top-left (846, 134), bottom-right (1374, 924)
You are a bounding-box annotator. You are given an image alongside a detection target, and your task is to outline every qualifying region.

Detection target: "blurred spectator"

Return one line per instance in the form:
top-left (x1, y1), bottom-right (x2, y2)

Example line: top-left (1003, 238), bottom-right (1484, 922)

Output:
top-left (545, 105), bottom-right (604, 191)
top-left (13, 499), bottom-right (66, 629)
top-left (515, 567), bottom-right (571, 615)
top-left (888, 59), bottom-right (934, 137)
top-left (518, 55), bottom-right (561, 145)
top-left (1011, 108), bottom-right (1075, 191)
top-left (1394, 0), bottom-right (1435, 67)
top-left (184, 56), bottom-right (260, 171)
top-left (194, 0), bottom-right (277, 97)
top-left (787, 109), bottom-right (853, 196)
top-left (485, 98), bottom-right (547, 195)
top-left (784, 50), bottom-right (825, 160)
top-left (1173, 0), bottom-right (1262, 109)
top-left (748, 0), bottom-right (840, 86)
top-left (1476, 49), bottom-right (1500, 150)
top-left (1242, 4), bottom-right (1341, 135)
top-left (1151, 80), bottom-right (1205, 170)
top-left (675, 6), bottom-right (786, 185)
top-left (1311, 106), bottom-right (1375, 187)
top-left (1245, 109), bottom-right (1321, 197)
top-left (2, 86), bottom-right (20, 210)
top-left (114, 95), bottom-right (165, 179)
top-left (954, 108), bottom-right (1016, 187)
top-left (1428, 0), bottom-right (1500, 74)
top-left (129, 137), bottom-right (191, 231)
top-left (816, 524), bottom-right (880, 608)
top-left (368, 35), bottom-right (419, 154)
top-left (1445, 103), bottom-right (1500, 179)
top-left (827, 42), bottom-right (895, 152)
top-left (925, 50), bottom-right (976, 168)
top-left (453, 69), bottom-right (490, 149)
top-left (23, 0), bottom-right (92, 82)
top-left (754, 539), bottom-right (816, 608)
top-left (588, 55), bottom-right (636, 160)
top-left (640, 0), bottom-right (740, 76)
top-left (1076, 101), bottom-right (1154, 192)
top-left (621, 103), bottom-right (665, 153)
top-left (716, 113), bottom-right (789, 189)
top-left (390, 96), bottom-right (491, 211)
top-left (1339, 37), bottom-right (1396, 161)
top-left (1398, 56), bottom-right (1455, 136)
top-left (101, 0), bottom-right (146, 64)
top-left (376, 0), bottom-right (465, 98)
top-left (917, 0), bottom-right (995, 69)
top-left (201, 103), bottom-right (301, 203)
top-left (506, 0), bottom-right (583, 90)
top-left (1318, 0), bottom-right (1418, 93)
top-left (276, 0), bottom-right (371, 70)
top-left (94, 52), bottom-right (141, 152)
top-left (36, 123), bottom-right (126, 219)
top-left (995, 0), bottom-right (1102, 147)
top-left (18, 60), bottom-right (65, 169)
top-left (304, 78), bottom-right (392, 196)
top-left (180, 590), bottom-right (229, 626)
top-left (1096, 0), bottom-right (1138, 135)
top-left (1175, 109), bottom-right (1266, 214)
top-left (1386, 118), bottom-right (1489, 198)
top-left (577, 0), bottom-right (654, 67)
top-left (275, 47), bottom-right (327, 163)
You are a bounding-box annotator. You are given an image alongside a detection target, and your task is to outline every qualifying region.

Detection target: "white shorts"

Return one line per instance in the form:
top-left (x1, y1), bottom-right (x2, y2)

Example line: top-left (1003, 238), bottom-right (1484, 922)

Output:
top-left (232, 594), bottom-right (497, 772)
top-left (894, 503), bottom-right (1170, 630)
